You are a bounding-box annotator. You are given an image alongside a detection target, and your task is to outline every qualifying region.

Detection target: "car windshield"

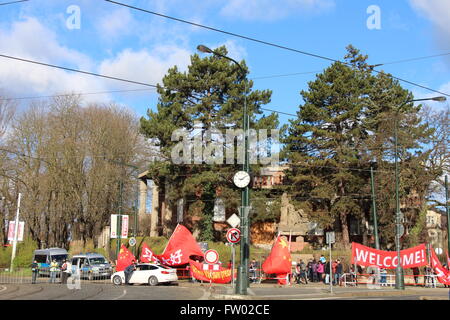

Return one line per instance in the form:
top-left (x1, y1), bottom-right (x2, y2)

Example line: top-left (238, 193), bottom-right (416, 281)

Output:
top-left (51, 254), bottom-right (67, 262)
top-left (89, 257), bottom-right (107, 265)
top-left (158, 265), bottom-right (172, 269)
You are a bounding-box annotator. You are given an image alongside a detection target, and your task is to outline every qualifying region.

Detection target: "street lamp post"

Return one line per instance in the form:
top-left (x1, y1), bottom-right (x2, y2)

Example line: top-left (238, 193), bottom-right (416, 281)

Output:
top-left (393, 96), bottom-right (446, 290)
top-left (110, 160), bottom-right (140, 258)
top-left (197, 45), bottom-right (250, 295)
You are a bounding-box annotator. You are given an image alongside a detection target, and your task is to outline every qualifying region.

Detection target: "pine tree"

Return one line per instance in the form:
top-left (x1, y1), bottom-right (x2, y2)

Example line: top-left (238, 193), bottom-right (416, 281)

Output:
top-left (140, 46), bottom-right (279, 240)
top-left (283, 45), bottom-right (439, 249)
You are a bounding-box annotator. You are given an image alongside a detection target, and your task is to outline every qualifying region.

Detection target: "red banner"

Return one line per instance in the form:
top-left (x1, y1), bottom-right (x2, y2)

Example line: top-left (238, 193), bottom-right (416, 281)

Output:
top-left (188, 260), bottom-right (234, 284)
top-left (351, 242), bottom-right (427, 269)
top-left (430, 248), bottom-right (450, 285)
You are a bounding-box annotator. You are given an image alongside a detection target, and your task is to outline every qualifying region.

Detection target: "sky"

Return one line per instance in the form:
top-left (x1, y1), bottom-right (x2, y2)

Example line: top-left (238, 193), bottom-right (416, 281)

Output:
top-left (0, 0), bottom-right (449, 124)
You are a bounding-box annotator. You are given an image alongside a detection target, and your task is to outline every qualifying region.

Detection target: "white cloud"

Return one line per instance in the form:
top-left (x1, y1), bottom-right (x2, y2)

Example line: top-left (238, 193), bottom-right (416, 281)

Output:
top-left (0, 17), bottom-right (109, 102)
top-left (220, 0), bottom-right (335, 21)
top-left (409, 0), bottom-right (450, 50)
top-left (96, 8), bottom-right (135, 41)
top-left (98, 46), bottom-right (192, 89)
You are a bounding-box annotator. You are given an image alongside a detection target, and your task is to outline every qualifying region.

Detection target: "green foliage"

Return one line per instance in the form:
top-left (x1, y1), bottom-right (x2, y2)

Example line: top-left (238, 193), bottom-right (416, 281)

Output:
top-left (0, 246), bottom-right (12, 268)
top-left (140, 46), bottom-right (279, 237)
top-left (0, 239), bottom-right (38, 268)
top-left (282, 45), bottom-right (438, 249)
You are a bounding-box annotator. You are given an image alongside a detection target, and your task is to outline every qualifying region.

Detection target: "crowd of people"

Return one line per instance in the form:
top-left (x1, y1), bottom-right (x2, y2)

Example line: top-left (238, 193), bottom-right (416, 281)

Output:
top-left (293, 255), bottom-right (344, 285)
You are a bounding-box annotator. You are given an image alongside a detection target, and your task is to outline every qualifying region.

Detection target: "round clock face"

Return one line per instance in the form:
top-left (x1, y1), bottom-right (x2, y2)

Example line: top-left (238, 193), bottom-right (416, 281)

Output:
top-left (233, 171), bottom-right (250, 188)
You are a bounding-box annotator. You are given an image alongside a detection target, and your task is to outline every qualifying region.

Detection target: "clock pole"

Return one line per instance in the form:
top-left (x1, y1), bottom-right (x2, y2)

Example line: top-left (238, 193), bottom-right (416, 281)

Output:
top-left (236, 73), bottom-right (250, 295)
top-left (196, 44), bottom-right (250, 295)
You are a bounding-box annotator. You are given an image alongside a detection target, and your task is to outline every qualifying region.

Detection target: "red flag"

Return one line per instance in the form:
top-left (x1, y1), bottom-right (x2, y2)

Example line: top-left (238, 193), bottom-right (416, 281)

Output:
top-left (430, 248), bottom-right (450, 285)
top-left (157, 224), bottom-right (204, 266)
top-left (262, 236), bottom-right (292, 282)
top-left (140, 243), bottom-right (160, 264)
top-left (116, 244), bottom-right (136, 271)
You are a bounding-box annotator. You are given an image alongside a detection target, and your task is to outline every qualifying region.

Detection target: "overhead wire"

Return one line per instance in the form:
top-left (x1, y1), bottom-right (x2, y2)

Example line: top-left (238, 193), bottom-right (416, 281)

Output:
top-left (104, 0), bottom-right (450, 98)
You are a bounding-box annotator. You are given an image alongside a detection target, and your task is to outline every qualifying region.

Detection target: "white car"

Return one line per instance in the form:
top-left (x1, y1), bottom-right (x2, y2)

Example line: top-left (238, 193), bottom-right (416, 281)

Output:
top-left (111, 263), bottom-right (178, 286)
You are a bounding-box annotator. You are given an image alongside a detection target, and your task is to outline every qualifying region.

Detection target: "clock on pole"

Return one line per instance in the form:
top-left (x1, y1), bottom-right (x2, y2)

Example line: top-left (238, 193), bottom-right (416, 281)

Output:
top-left (233, 171), bottom-right (250, 188)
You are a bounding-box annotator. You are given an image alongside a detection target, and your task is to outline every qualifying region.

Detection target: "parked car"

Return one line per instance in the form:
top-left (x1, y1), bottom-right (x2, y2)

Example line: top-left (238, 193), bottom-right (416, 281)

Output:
top-left (32, 248), bottom-right (68, 277)
top-left (111, 263), bottom-right (178, 286)
top-left (71, 253), bottom-right (112, 280)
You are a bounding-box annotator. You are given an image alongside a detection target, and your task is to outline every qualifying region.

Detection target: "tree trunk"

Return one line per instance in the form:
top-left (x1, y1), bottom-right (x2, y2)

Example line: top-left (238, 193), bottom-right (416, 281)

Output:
top-left (340, 211), bottom-right (350, 249)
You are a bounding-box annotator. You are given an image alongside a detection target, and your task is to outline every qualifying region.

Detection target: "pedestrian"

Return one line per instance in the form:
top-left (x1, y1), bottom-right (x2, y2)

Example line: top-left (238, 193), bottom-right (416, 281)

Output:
top-left (317, 261), bottom-right (324, 283)
top-left (298, 259), bottom-right (308, 284)
top-left (334, 259), bottom-right (343, 286)
top-left (124, 260), bottom-right (137, 285)
top-left (49, 259), bottom-right (59, 283)
top-left (324, 261), bottom-right (331, 284)
top-left (412, 267), bottom-right (420, 286)
top-left (380, 268), bottom-right (387, 286)
top-left (306, 259), bottom-right (313, 281)
top-left (350, 265), bottom-right (357, 286)
top-left (249, 260), bottom-right (257, 283)
top-left (31, 260), bottom-right (39, 284)
top-left (319, 255), bottom-right (326, 264)
top-left (311, 259), bottom-right (318, 282)
top-left (60, 259), bottom-right (68, 284)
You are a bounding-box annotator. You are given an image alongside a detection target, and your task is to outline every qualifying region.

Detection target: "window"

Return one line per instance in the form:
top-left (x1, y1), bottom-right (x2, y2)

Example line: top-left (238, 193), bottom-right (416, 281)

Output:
top-left (50, 254), bottom-right (67, 263)
top-left (72, 258), bottom-right (79, 266)
top-left (35, 255), bottom-right (47, 263)
top-left (89, 257), bottom-right (107, 265)
top-left (137, 265), bottom-right (149, 271)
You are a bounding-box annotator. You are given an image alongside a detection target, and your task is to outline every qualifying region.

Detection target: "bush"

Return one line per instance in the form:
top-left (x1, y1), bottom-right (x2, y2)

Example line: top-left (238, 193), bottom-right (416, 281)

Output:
top-left (0, 239), bottom-right (38, 268)
top-left (0, 246), bottom-right (12, 268)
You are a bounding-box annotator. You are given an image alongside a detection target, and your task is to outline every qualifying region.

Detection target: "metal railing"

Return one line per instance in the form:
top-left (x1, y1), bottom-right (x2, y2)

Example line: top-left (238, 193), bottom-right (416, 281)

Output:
top-left (340, 272), bottom-right (443, 288)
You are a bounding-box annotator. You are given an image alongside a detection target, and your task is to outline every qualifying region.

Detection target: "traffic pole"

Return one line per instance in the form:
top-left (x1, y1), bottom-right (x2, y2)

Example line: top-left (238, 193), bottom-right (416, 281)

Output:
top-left (445, 175), bottom-right (449, 257)
top-left (10, 193), bottom-right (22, 272)
top-left (370, 167), bottom-right (380, 249)
top-left (329, 242), bottom-right (333, 294)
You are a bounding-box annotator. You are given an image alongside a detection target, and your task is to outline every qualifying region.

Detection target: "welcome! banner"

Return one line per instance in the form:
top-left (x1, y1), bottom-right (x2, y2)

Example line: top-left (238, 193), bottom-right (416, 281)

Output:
top-left (188, 260), bottom-right (234, 284)
top-left (351, 242), bottom-right (427, 269)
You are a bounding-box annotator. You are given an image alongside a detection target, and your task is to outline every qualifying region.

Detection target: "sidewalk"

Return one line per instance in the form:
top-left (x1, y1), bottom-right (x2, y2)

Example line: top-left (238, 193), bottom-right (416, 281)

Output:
top-left (184, 281), bottom-right (450, 300)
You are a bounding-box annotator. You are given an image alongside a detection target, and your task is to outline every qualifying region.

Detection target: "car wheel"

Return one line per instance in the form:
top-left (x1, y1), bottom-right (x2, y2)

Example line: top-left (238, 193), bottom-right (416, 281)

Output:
top-left (148, 276), bottom-right (158, 286)
top-left (113, 275), bottom-right (122, 285)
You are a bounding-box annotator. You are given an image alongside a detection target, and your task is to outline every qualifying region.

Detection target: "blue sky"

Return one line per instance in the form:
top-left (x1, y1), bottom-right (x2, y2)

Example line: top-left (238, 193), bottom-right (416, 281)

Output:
top-left (0, 0), bottom-right (449, 124)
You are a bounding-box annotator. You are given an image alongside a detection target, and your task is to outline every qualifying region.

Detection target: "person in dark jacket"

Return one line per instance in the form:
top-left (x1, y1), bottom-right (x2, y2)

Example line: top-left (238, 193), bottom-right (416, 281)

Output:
top-left (412, 267), bottom-right (420, 286)
top-left (324, 261), bottom-right (332, 284)
top-left (124, 261), bottom-right (137, 285)
top-left (335, 259), bottom-right (343, 286)
top-left (31, 260), bottom-right (39, 284)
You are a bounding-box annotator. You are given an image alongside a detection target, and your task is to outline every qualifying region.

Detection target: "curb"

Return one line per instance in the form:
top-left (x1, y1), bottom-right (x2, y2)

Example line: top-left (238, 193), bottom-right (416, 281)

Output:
top-left (210, 288), bottom-right (445, 300)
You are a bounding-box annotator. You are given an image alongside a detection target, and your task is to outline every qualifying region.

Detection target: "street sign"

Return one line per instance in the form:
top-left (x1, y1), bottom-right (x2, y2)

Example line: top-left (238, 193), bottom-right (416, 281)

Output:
top-left (435, 247), bottom-right (443, 255)
top-left (326, 232), bottom-right (335, 244)
top-left (397, 224), bottom-right (405, 237)
top-left (198, 242), bottom-right (209, 253)
top-left (110, 215), bottom-right (129, 239)
top-left (226, 228), bottom-right (241, 244)
top-left (129, 237), bottom-right (136, 247)
top-left (204, 249), bottom-right (219, 264)
top-left (227, 214), bottom-right (241, 228)
top-left (203, 263), bottom-right (220, 271)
